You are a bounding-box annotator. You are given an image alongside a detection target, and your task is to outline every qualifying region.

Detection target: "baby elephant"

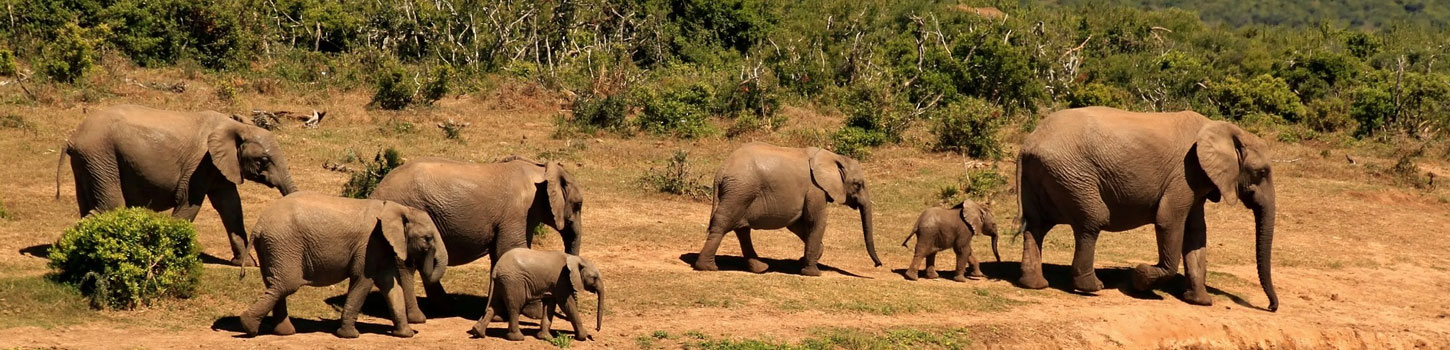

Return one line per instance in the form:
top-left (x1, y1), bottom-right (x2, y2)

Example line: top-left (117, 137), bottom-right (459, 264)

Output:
top-left (900, 200), bottom-right (1001, 281)
top-left (240, 192), bottom-right (448, 338)
top-left (473, 248), bottom-right (603, 342)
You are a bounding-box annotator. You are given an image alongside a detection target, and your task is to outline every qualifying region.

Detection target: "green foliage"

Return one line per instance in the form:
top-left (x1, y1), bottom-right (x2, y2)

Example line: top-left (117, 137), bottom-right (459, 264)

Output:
top-left (380, 119), bottom-right (418, 135)
top-left (548, 333), bottom-right (573, 348)
top-left (41, 23), bottom-right (103, 84)
top-left (371, 65), bottom-right (414, 110)
top-left (1350, 85), bottom-right (1395, 137)
top-left (641, 150), bottom-right (710, 199)
top-left (637, 83), bottom-right (715, 138)
top-left (831, 126), bottom-right (887, 160)
top-left (422, 66), bottom-right (452, 105)
top-left (47, 208), bottom-right (201, 310)
top-left (0, 49), bottom-right (16, 77)
top-left (1068, 83), bottom-right (1128, 108)
top-left (930, 98), bottom-right (1006, 159)
top-left (564, 94), bottom-right (631, 134)
top-left (939, 168), bottom-right (1010, 205)
top-left (1210, 74), bottom-right (1307, 123)
top-left (341, 148), bottom-right (404, 199)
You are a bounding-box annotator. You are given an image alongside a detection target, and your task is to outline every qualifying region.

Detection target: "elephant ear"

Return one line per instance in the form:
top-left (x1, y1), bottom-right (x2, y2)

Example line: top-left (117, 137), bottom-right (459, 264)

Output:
top-left (544, 162), bottom-right (579, 228)
top-left (958, 201), bottom-right (982, 236)
top-left (1194, 122), bottom-right (1242, 204)
top-left (566, 254), bottom-right (585, 294)
top-left (807, 147), bottom-right (845, 203)
top-left (206, 122), bottom-right (245, 184)
top-left (375, 201), bottom-right (410, 262)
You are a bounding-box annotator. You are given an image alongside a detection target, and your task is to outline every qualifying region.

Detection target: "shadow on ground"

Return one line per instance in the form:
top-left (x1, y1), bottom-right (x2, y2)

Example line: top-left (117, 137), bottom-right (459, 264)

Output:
top-left (211, 316), bottom-right (396, 338)
top-left (678, 253), bottom-right (870, 278)
top-left (19, 244), bottom-right (51, 258)
top-left (967, 261), bottom-right (1257, 309)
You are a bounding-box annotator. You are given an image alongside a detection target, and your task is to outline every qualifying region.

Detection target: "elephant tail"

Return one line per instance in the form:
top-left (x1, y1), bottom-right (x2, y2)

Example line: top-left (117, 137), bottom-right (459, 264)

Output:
top-left (54, 145), bottom-right (69, 200)
top-left (238, 230), bottom-right (255, 279)
top-left (1011, 153), bottom-right (1028, 240)
top-left (900, 227), bottom-right (917, 248)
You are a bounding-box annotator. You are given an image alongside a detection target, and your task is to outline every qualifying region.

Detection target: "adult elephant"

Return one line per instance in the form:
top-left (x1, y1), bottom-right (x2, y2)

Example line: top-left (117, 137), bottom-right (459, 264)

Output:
top-left (370, 155), bottom-right (583, 320)
top-left (693, 142), bottom-right (882, 276)
top-left (1016, 106), bottom-right (1278, 311)
top-left (58, 104), bottom-right (297, 266)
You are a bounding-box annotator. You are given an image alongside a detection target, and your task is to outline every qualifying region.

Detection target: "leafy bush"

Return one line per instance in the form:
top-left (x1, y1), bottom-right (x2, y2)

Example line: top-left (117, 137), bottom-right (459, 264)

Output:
top-left (1068, 83), bottom-right (1129, 108)
top-left (421, 66), bottom-right (452, 105)
top-left (0, 49), bottom-right (16, 77)
top-left (640, 150), bottom-right (710, 199)
top-left (1304, 97), bottom-right (1355, 133)
top-left (47, 208), bottom-right (201, 309)
top-left (831, 126), bottom-right (887, 159)
top-left (931, 97), bottom-right (1006, 159)
top-left (41, 22), bottom-right (103, 84)
top-left (830, 84), bottom-right (910, 158)
top-left (1350, 85), bottom-right (1395, 137)
top-left (1210, 74), bottom-right (1308, 123)
top-left (565, 94), bottom-right (631, 134)
top-left (341, 148), bottom-right (404, 199)
top-left (939, 168), bottom-right (1010, 205)
top-left (371, 66), bottom-right (414, 110)
top-left (637, 84), bottom-right (715, 138)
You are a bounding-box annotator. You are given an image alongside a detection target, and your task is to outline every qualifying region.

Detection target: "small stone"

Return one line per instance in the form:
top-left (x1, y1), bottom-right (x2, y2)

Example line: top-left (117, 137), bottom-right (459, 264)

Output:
top-left (1330, 293), bottom-right (1341, 301)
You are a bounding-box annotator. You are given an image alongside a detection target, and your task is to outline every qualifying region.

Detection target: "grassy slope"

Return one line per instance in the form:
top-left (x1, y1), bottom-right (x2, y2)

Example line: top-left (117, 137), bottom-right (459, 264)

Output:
top-left (0, 64), bottom-right (1448, 349)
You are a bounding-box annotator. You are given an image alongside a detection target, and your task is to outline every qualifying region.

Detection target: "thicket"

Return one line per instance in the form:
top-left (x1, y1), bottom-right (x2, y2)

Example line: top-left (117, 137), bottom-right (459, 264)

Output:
top-left (46, 208), bottom-right (201, 310)
top-left (340, 148), bottom-right (404, 198)
top-left (8, 0), bottom-right (1450, 157)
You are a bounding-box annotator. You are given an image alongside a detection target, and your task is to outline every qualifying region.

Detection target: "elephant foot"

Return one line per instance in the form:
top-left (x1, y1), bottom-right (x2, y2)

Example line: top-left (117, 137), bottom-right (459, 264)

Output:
top-left (800, 265), bottom-right (822, 277)
top-left (574, 332), bottom-right (589, 341)
top-left (272, 318), bottom-right (296, 335)
top-left (1018, 274), bottom-right (1049, 289)
top-left (745, 258), bottom-right (769, 274)
top-left (1073, 274), bottom-right (1104, 293)
top-left (239, 315), bottom-right (263, 336)
top-left (1183, 289), bottom-right (1213, 306)
top-left (903, 271), bottom-right (919, 281)
top-left (692, 260), bottom-right (719, 272)
top-left (504, 331), bottom-right (526, 341)
top-left (535, 330), bottom-right (553, 340)
top-left (407, 310), bottom-right (426, 324)
top-left (471, 322), bottom-right (490, 338)
top-left (969, 271), bottom-right (986, 279)
top-left (231, 257), bottom-right (256, 267)
top-left (924, 270), bottom-right (940, 279)
top-left (335, 325), bottom-right (361, 339)
top-left (1131, 263), bottom-right (1171, 291)
top-left (392, 327), bottom-right (416, 338)
top-left (951, 275), bottom-right (968, 282)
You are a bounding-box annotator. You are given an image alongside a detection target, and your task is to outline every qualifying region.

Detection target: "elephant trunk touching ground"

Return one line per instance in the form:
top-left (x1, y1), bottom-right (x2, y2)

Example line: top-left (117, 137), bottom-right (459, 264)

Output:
top-left (988, 230), bottom-right (1001, 263)
top-left (858, 201), bottom-right (884, 267)
top-left (594, 281), bottom-right (604, 332)
top-left (1248, 175), bottom-right (1278, 312)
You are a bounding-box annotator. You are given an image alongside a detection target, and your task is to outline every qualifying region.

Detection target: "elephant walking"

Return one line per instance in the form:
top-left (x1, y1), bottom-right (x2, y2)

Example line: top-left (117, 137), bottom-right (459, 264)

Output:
top-left (58, 104), bottom-right (297, 266)
top-left (473, 248), bottom-right (603, 342)
top-left (693, 142), bottom-right (882, 276)
top-left (1016, 106), bottom-right (1278, 311)
top-left (370, 156), bottom-right (583, 318)
top-left (900, 200), bottom-right (1001, 282)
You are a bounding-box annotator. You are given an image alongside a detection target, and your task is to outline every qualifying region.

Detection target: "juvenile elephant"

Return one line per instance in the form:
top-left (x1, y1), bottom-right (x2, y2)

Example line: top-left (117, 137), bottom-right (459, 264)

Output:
top-left (59, 104), bottom-right (297, 266)
top-left (239, 192), bottom-right (447, 338)
top-left (900, 200), bottom-right (1001, 281)
top-left (1017, 106), bottom-right (1278, 311)
top-left (473, 248), bottom-right (603, 342)
top-left (370, 156), bottom-right (583, 317)
top-left (694, 142), bottom-right (882, 276)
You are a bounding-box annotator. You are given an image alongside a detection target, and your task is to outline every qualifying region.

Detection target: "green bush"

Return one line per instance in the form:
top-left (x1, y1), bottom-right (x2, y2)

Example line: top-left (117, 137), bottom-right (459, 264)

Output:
top-left (1305, 97), bottom-right (1355, 133)
top-left (831, 126), bottom-right (887, 159)
top-left (421, 66), bottom-right (452, 105)
top-left (1067, 83), bottom-right (1129, 108)
top-left (341, 148), bottom-right (405, 199)
top-left (640, 150), bottom-right (710, 199)
top-left (1350, 85), bottom-right (1395, 138)
top-left (47, 208), bottom-right (201, 310)
top-left (637, 84), bottom-right (715, 138)
top-left (566, 94), bottom-right (631, 134)
top-left (1210, 74), bottom-right (1307, 123)
top-left (371, 66), bottom-right (414, 110)
top-left (41, 22), bottom-right (103, 84)
top-left (931, 97), bottom-right (1006, 159)
top-left (0, 49), bottom-right (16, 77)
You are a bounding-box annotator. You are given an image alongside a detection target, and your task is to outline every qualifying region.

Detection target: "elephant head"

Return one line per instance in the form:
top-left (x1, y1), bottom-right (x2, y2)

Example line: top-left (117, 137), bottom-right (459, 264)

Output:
top-left (504, 155), bottom-right (586, 256)
top-left (808, 148), bottom-right (883, 267)
top-left (378, 202), bottom-right (449, 284)
top-left (1195, 121), bottom-right (1278, 312)
top-left (206, 116), bottom-right (298, 195)
top-left (959, 201), bottom-right (1002, 263)
top-left (565, 255), bottom-right (603, 332)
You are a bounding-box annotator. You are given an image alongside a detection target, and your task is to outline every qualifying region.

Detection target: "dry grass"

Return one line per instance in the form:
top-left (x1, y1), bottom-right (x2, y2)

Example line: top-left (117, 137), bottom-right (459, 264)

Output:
top-left (1, 63), bottom-right (1448, 349)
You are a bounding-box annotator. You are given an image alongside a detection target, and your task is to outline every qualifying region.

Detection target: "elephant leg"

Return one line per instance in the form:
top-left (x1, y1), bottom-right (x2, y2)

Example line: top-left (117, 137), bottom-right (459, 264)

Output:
top-left (271, 296), bottom-right (295, 335)
top-left (374, 268), bottom-right (415, 338)
top-left (398, 266), bottom-right (425, 323)
top-left (560, 295), bottom-right (588, 341)
top-left (905, 253), bottom-right (925, 281)
top-left (207, 185), bottom-right (254, 267)
top-left (535, 298), bottom-right (555, 340)
top-left (923, 253), bottom-right (940, 279)
top-left (694, 227), bottom-right (730, 272)
top-left (1181, 205), bottom-right (1211, 306)
top-left (336, 277), bottom-right (375, 339)
top-left (789, 220), bottom-right (826, 277)
top-left (241, 283), bottom-right (296, 336)
top-left (967, 251), bottom-right (985, 279)
top-left (503, 295), bottom-right (526, 341)
top-left (472, 298), bottom-right (497, 338)
top-left (952, 249), bottom-right (970, 282)
top-left (1018, 223), bottom-right (1052, 289)
top-left (72, 155), bottom-right (122, 216)
top-left (1133, 222), bottom-right (1185, 291)
top-left (735, 228), bottom-right (769, 273)
top-left (1070, 226), bottom-right (1105, 293)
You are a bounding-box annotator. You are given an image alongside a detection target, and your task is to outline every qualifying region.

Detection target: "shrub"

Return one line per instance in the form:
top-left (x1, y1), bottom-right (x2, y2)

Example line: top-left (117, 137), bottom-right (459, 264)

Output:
top-left (371, 66), bottom-right (414, 110)
top-left (1067, 83), bottom-right (1128, 108)
top-left (640, 150), bottom-right (710, 199)
top-left (421, 66), bottom-right (451, 105)
top-left (41, 22), bottom-right (103, 84)
top-left (379, 119), bottom-right (418, 135)
top-left (831, 126), bottom-right (887, 159)
top-left (436, 119), bottom-right (470, 140)
top-left (1210, 74), bottom-right (1307, 123)
top-left (931, 97), bottom-right (1006, 159)
top-left (637, 84), bottom-right (715, 138)
top-left (0, 49), bottom-right (16, 77)
top-left (47, 208), bottom-right (201, 309)
top-left (341, 148), bottom-right (404, 198)
top-left (939, 168), bottom-right (1009, 204)
top-left (1350, 86), bottom-right (1394, 138)
top-left (566, 94), bottom-right (631, 134)
top-left (1304, 97), bottom-right (1355, 133)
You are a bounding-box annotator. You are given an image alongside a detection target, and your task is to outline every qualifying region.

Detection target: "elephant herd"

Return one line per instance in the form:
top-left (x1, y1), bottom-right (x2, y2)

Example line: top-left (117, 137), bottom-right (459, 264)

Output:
top-left (53, 103), bottom-right (1278, 341)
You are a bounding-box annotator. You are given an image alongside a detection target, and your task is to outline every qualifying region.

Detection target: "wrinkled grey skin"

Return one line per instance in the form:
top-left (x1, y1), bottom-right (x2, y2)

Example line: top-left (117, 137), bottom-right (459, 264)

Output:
top-left (239, 192), bottom-right (447, 338)
top-left (694, 142), bottom-right (883, 276)
top-left (900, 200), bottom-right (1001, 282)
top-left (1017, 107), bottom-right (1278, 311)
top-left (473, 248), bottom-right (603, 342)
top-left (370, 156), bottom-right (583, 320)
top-left (58, 104), bottom-right (297, 266)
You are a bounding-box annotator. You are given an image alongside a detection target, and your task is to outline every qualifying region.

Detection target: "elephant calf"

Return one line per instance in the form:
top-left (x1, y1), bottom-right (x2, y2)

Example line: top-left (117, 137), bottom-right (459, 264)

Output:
top-left (239, 192), bottom-right (447, 338)
top-left (473, 248), bottom-right (603, 342)
top-left (900, 200), bottom-right (1001, 281)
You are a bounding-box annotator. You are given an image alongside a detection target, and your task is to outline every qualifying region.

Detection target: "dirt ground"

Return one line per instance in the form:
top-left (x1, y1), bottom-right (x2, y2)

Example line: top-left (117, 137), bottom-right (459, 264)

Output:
top-left (1, 70), bottom-right (1447, 349)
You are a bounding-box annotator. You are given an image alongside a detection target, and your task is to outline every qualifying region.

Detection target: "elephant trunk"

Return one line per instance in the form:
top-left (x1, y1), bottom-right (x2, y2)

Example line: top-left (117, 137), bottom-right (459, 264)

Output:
top-left (990, 233), bottom-right (1001, 263)
top-left (860, 204), bottom-right (882, 267)
top-left (562, 219), bottom-right (582, 256)
top-left (423, 243), bottom-right (448, 284)
top-left (276, 172), bottom-right (298, 196)
top-left (594, 282), bottom-right (604, 332)
top-left (1250, 182), bottom-right (1278, 312)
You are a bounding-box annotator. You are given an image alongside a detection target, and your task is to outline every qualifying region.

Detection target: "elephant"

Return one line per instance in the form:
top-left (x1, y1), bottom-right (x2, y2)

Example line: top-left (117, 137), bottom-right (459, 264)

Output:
top-left (239, 191), bottom-right (447, 338)
top-left (57, 104), bottom-right (297, 266)
top-left (1015, 106), bottom-right (1278, 311)
top-left (900, 199), bottom-right (1001, 282)
top-left (693, 142), bottom-right (883, 276)
top-left (370, 155), bottom-right (583, 319)
top-left (472, 248), bottom-right (603, 342)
